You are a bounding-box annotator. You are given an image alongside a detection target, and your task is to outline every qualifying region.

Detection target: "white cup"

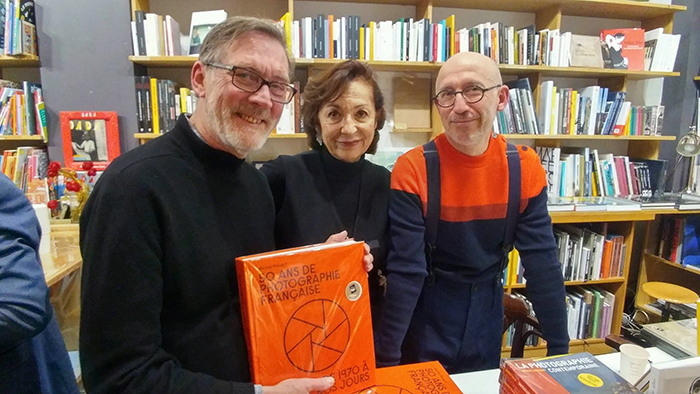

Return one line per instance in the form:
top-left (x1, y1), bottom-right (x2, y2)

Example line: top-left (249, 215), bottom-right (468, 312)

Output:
top-left (619, 343), bottom-right (650, 383)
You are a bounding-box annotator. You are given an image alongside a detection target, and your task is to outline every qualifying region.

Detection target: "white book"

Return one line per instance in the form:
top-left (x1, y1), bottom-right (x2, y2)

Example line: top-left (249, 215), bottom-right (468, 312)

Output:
top-left (662, 34), bottom-right (681, 72)
top-left (539, 81), bottom-right (554, 135)
top-left (304, 18), bottom-right (313, 59)
top-left (291, 21), bottom-right (300, 59)
top-left (130, 21), bottom-right (139, 56)
top-left (144, 13), bottom-right (160, 56)
top-left (409, 19), bottom-right (417, 62)
top-left (188, 10), bottom-right (227, 56)
top-left (165, 16), bottom-right (181, 56)
top-left (644, 28), bottom-right (664, 71)
top-left (508, 26), bottom-right (515, 65)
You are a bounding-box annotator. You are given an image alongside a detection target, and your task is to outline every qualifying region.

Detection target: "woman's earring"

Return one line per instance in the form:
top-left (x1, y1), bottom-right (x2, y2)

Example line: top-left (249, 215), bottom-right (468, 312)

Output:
top-left (316, 134), bottom-right (323, 146)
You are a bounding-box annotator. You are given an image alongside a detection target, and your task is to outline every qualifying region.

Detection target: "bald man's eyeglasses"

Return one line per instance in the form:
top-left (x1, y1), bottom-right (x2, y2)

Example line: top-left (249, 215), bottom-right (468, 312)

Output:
top-left (432, 85), bottom-right (502, 108)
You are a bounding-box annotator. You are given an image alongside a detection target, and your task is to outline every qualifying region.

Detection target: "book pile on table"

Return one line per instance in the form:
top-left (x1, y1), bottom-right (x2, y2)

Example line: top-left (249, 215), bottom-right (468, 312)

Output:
top-left (500, 352), bottom-right (641, 393)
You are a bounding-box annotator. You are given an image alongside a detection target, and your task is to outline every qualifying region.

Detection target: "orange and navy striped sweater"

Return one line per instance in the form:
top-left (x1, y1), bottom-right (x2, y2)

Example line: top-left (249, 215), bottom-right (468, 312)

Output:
top-left (377, 133), bottom-right (568, 363)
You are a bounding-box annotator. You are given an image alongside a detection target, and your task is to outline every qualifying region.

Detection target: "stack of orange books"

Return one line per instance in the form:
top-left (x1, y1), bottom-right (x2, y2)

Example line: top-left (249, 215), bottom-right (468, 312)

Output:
top-left (236, 240), bottom-right (375, 393)
top-left (358, 361), bottom-right (463, 394)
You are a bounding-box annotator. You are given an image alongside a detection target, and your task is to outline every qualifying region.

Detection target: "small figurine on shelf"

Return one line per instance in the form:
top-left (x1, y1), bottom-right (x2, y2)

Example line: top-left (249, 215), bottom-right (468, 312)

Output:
top-left (47, 161), bottom-right (96, 223)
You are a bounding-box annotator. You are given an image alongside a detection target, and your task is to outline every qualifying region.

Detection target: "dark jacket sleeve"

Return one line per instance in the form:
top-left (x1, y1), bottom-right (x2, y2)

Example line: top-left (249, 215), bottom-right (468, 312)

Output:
top-left (259, 157), bottom-right (286, 215)
top-left (79, 171), bottom-right (254, 394)
top-left (515, 187), bottom-right (570, 356)
top-left (0, 174), bottom-right (53, 353)
top-left (374, 158), bottom-right (428, 367)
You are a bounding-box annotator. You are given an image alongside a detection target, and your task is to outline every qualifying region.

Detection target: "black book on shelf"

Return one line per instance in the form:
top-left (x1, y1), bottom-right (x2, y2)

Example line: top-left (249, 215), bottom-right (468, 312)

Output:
top-left (633, 158), bottom-right (668, 197)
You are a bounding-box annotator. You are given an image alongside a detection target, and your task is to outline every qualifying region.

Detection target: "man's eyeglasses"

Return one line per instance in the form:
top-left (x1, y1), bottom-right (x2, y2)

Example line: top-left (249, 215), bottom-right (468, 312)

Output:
top-left (204, 63), bottom-right (297, 104)
top-left (432, 85), bottom-right (502, 108)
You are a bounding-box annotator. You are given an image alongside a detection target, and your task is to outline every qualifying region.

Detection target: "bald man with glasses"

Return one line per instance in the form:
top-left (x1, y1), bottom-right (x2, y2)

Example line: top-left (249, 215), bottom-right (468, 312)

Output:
top-left (374, 52), bottom-right (569, 373)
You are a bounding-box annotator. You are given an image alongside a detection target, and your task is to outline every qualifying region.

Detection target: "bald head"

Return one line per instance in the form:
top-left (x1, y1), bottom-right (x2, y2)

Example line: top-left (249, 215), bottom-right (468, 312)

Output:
top-left (436, 52), bottom-right (502, 91)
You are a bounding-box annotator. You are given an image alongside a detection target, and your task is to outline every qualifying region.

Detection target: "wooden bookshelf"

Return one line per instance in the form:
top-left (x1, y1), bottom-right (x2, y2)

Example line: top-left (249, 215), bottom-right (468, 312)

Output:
top-left (509, 277), bottom-right (625, 290)
top-left (0, 54), bottom-right (40, 67)
top-left (0, 135), bottom-right (44, 141)
top-left (550, 210), bottom-right (656, 223)
top-left (130, 0), bottom-right (686, 359)
top-left (130, 56), bottom-right (680, 80)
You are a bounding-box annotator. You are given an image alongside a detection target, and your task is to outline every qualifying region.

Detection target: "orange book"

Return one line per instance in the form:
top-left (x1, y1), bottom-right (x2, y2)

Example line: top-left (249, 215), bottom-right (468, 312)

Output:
top-left (236, 240), bottom-right (375, 392)
top-left (359, 361), bottom-right (463, 394)
top-left (600, 239), bottom-right (613, 278)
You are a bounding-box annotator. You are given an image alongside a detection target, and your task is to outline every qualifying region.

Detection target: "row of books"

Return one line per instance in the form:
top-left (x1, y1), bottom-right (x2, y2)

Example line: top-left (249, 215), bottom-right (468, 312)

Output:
top-left (1, 145), bottom-right (45, 190)
top-left (492, 78), bottom-right (540, 135)
top-left (566, 286), bottom-right (616, 340)
top-left (275, 82), bottom-right (302, 135)
top-left (280, 13), bottom-right (457, 62)
top-left (0, 79), bottom-right (47, 139)
top-left (538, 83), bottom-right (663, 136)
top-left (537, 147), bottom-right (667, 199)
top-left (0, 0), bottom-right (36, 56)
top-left (656, 216), bottom-right (700, 271)
top-left (130, 10), bottom-right (229, 57)
top-left (554, 225), bottom-right (626, 282)
top-left (134, 76), bottom-right (198, 134)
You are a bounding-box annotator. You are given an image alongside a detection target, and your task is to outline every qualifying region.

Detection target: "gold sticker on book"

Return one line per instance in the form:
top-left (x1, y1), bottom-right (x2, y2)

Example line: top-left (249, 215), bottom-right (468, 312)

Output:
top-left (346, 281), bottom-right (362, 301)
top-left (578, 373), bottom-right (604, 387)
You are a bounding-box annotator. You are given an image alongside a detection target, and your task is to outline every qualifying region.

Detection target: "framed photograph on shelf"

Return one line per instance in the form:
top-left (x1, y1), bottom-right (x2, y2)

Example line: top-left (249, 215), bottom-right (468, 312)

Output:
top-left (60, 111), bottom-right (120, 171)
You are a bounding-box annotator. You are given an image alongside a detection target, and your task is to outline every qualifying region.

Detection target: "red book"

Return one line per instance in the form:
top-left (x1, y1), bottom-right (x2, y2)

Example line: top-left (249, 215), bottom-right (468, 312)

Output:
top-left (600, 28), bottom-right (645, 70)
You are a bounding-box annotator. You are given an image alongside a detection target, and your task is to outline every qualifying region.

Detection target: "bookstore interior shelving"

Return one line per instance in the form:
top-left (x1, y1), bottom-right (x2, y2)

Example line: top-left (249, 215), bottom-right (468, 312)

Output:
top-left (129, 0), bottom-right (687, 357)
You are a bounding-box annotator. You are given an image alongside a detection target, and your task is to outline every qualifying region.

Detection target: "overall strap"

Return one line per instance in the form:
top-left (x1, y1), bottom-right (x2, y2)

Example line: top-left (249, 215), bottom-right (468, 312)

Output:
top-left (501, 142), bottom-right (522, 273)
top-left (423, 139), bottom-right (440, 285)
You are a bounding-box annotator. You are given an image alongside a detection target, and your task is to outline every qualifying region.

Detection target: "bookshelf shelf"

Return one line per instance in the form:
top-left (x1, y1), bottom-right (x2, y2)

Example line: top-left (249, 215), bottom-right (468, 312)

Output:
top-left (295, 0), bottom-right (685, 20)
top-left (509, 277), bottom-right (625, 290)
top-left (129, 56), bottom-right (680, 80)
top-left (644, 253), bottom-right (700, 276)
top-left (0, 54), bottom-right (40, 67)
top-left (503, 134), bottom-right (675, 141)
top-left (0, 135), bottom-right (44, 141)
top-left (550, 211), bottom-right (656, 223)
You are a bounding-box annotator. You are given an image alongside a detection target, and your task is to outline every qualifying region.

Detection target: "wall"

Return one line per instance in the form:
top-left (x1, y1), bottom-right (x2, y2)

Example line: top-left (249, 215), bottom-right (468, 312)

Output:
top-left (36, 0), bottom-right (140, 162)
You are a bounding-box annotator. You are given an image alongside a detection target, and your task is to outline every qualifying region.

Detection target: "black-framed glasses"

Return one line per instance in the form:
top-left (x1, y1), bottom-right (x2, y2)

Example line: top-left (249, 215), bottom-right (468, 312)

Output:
top-left (205, 63), bottom-right (297, 104)
top-left (432, 84), bottom-right (502, 108)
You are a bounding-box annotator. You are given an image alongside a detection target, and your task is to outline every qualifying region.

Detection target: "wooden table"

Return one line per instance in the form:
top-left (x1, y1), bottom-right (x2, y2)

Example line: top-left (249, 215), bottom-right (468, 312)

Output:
top-left (41, 224), bottom-right (81, 287)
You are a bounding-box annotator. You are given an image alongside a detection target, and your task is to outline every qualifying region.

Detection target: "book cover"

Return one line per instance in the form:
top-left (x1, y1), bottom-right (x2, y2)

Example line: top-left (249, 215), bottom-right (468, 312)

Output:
top-left (569, 34), bottom-right (604, 68)
top-left (236, 241), bottom-right (375, 393)
top-left (502, 352), bottom-right (642, 393)
top-left (600, 28), bottom-right (645, 70)
top-left (359, 361), bottom-right (462, 394)
top-left (188, 10), bottom-right (227, 55)
top-left (648, 355), bottom-right (700, 394)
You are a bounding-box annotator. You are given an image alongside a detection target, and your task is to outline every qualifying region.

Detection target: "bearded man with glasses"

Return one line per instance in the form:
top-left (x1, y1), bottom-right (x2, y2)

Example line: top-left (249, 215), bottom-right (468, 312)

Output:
top-left (79, 16), bottom-right (371, 394)
top-left (374, 52), bottom-right (568, 373)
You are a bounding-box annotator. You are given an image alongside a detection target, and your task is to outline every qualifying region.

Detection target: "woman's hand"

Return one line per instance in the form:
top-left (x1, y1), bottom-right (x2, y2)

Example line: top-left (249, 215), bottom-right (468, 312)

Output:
top-left (325, 230), bottom-right (374, 272)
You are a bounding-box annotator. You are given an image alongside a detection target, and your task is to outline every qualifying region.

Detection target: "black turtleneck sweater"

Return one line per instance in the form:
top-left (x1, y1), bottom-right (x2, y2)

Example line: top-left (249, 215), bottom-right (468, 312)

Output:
top-left (318, 147), bottom-right (363, 236)
top-left (79, 115), bottom-right (275, 394)
top-left (260, 147), bottom-right (390, 309)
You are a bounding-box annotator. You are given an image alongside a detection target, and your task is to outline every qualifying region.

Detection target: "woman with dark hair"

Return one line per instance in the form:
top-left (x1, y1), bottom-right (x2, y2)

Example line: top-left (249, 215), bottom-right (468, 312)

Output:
top-left (260, 60), bottom-right (390, 316)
